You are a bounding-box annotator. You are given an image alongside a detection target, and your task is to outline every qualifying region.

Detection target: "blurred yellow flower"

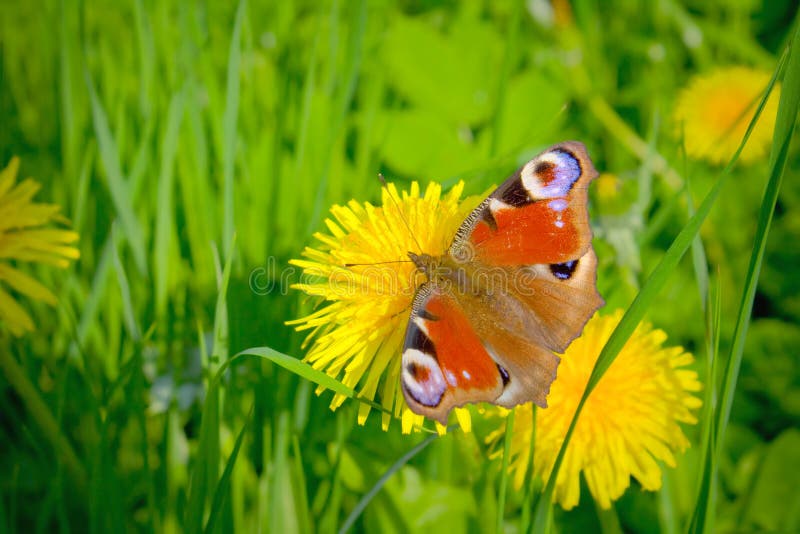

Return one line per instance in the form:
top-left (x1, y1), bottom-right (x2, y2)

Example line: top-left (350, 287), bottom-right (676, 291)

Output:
top-left (0, 157), bottom-right (79, 336)
top-left (673, 66), bottom-right (779, 165)
top-left (594, 172), bottom-right (621, 202)
top-left (288, 181), bottom-right (480, 433)
top-left (490, 310), bottom-right (702, 510)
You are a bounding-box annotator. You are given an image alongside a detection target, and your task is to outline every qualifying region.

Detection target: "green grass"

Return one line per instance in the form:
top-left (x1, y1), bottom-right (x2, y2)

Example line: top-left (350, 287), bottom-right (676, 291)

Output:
top-left (1, 1), bottom-right (798, 533)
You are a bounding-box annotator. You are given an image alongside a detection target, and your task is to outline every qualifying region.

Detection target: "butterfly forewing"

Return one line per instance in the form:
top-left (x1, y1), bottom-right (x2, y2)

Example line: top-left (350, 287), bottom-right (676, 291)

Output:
top-left (451, 141), bottom-right (597, 266)
top-left (401, 283), bottom-right (505, 424)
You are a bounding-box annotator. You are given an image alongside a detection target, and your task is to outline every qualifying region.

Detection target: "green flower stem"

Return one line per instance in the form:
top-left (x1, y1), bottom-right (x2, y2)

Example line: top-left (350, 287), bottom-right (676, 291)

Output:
top-left (0, 349), bottom-right (87, 496)
top-left (497, 408), bottom-right (515, 534)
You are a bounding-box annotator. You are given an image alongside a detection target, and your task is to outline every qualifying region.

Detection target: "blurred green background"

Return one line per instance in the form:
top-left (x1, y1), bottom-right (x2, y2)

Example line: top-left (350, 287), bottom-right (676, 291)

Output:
top-left (1, 0), bottom-right (798, 532)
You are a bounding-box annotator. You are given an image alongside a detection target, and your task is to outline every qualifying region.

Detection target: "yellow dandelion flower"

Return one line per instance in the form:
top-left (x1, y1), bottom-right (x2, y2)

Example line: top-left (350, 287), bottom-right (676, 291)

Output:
top-left (288, 181), bottom-right (483, 433)
top-left (489, 310), bottom-right (702, 510)
top-left (673, 66), bottom-right (780, 165)
top-left (594, 173), bottom-right (621, 202)
top-left (0, 157), bottom-right (80, 336)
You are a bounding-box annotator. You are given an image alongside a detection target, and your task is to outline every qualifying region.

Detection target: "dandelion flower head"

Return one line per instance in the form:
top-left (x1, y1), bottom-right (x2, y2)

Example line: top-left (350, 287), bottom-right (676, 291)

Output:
top-left (288, 181), bottom-right (482, 433)
top-left (0, 157), bottom-right (80, 336)
top-left (489, 310), bottom-right (702, 510)
top-left (673, 66), bottom-right (779, 165)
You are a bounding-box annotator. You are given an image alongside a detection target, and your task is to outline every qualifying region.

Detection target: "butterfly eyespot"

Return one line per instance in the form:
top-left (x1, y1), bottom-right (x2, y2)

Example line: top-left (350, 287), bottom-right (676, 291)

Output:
top-left (497, 364), bottom-right (510, 386)
top-left (549, 260), bottom-right (579, 280)
top-left (533, 161), bottom-right (556, 182)
top-left (521, 149), bottom-right (582, 200)
top-left (402, 349), bottom-right (446, 408)
top-left (406, 362), bottom-right (430, 382)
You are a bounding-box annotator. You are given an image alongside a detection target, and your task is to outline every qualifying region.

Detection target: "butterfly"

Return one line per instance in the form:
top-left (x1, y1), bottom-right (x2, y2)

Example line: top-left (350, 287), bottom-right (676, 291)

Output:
top-left (400, 141), bottom-right (604, 424)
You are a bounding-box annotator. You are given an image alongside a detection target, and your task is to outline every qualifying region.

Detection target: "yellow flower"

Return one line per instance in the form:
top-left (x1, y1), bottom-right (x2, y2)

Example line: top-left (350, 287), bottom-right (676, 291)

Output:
top-left (673, 66), bottom-right (780, 165)
top-left (0, 157), bottom-right (80, 336)
top-left (288, 181), bottom-right (482, 433)
top-left (490, 310), bottom-right (702, 510)
top-left (594, 173), bottom-right (621, 202)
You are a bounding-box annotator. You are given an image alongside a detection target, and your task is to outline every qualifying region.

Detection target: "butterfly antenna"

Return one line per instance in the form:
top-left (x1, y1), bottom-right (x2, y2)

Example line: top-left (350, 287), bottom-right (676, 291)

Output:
top-left (379, 173), bottom-right (424, 254)
top-left (344, 259), bottom-right (413, 267)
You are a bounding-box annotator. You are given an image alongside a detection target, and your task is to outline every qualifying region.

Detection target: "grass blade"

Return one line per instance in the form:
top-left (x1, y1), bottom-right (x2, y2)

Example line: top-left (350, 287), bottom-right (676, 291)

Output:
top-left (290, 435), bottom-right (313, 534)
top-left (84, 70), bottom-right (148, 275)
top-left (687, 31), bottom-right (797, 534)
top-left (69, 233), bottom-right (113, 362)
top-left (222, 0), bottom-right (245, 255)
top-left (204, 407), bottom-right (253, 534)
top-left (496, 409), bottom-right (515, 534)
top-left (185, 351), bottom-right (222, 533)
top-left (154, 89), bottom-right (185, 317)
top-left (133, 0), bottom-right (155, 118)
top-left (234, 347), bottom-right (355, 399)
top-left (0, 350), bottom-right (87, 497)
top-left (111, 225), bottom-right (141, 342)
top-left (489, 0), bottom-right (521, 157)
top-left (519, 407), bottom-right (538, 533)
top-left (714, 26), bottom-right (799, 458)
top-left (337, 432), bottom-right (440, 534)
top-left (686, 278), bottom-right (721, 534)
top-left (185, 238), bottom-right (236, 532)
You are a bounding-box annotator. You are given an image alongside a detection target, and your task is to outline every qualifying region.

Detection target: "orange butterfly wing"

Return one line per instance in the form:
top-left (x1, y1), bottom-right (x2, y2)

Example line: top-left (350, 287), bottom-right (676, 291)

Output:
top-left (401, 283), bottom-right (505, 424)
top-left (401, 142), bottom-right (603, 423)
top-left (452, 141), bottom-right (603, 353)
top-left (451, 141), bottom-right (596, 265)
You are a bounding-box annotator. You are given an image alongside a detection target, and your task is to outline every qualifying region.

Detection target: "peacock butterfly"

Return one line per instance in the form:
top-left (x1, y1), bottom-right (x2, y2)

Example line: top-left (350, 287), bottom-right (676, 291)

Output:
top-left (400, 141), bottom-right (604, 424)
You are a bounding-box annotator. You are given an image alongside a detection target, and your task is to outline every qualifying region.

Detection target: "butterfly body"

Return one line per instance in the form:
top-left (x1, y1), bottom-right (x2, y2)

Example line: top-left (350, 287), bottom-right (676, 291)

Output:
top-left (401, 142), bottom-right (604, 424)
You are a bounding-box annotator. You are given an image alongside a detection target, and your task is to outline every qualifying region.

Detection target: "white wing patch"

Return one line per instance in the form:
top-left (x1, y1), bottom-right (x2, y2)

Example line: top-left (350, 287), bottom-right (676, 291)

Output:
top-left (488, 198), bottom-right (513, 214)
top-left (520, 150), bottom-right (581, 200)
top-left (401, 348), bottom-right (447, 408)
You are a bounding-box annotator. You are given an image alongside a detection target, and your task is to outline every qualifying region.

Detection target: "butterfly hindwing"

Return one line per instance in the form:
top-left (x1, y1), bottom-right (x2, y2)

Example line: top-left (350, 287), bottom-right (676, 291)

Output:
top-left (514, 248), bottom-right (604, 353)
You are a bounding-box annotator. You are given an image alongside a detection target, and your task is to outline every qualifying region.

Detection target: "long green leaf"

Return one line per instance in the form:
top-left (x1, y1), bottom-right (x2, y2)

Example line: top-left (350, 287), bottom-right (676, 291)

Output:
top-left (133, 0), bottom-right (155, 118)
top-left (687, 278), bottom-right (721, 534)
top-left (231, 347), bottom-right (409, 426)
top-left (185, 350), bottom-right (221, 533)
top-left (307, 0), bottom-right (367, 233)
top-left (111, 225), bottom-right (140, 342)
top-left (687, 33), bottom-right (796, 534)
top-left (154, 89), bottom-right (185, 317)
top-left (488, 0), bottom-right (521, 158)
top-left (497, 409), bottom-right (515, 534)
top-left (715, 25), bottom-right (799, 458)
top-left (234, 347), bottom-right (355, 399)
top-left (337, 432), bottom-right (440, 534)
top-left (290, 435), bottom-right (313, 534)
top-left (222, 0), bottom-right (245, 255)
top-left (204, 407), bottom-right (253, 534)
top-left (185, 238), bottom-right (236, 532)
top-left (84, 70), bottom-right (148, 275)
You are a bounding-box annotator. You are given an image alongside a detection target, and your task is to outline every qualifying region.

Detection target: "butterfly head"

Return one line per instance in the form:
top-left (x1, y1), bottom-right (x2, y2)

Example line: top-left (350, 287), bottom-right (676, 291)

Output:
top-left (408, 251), bottom-right (437, 277)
